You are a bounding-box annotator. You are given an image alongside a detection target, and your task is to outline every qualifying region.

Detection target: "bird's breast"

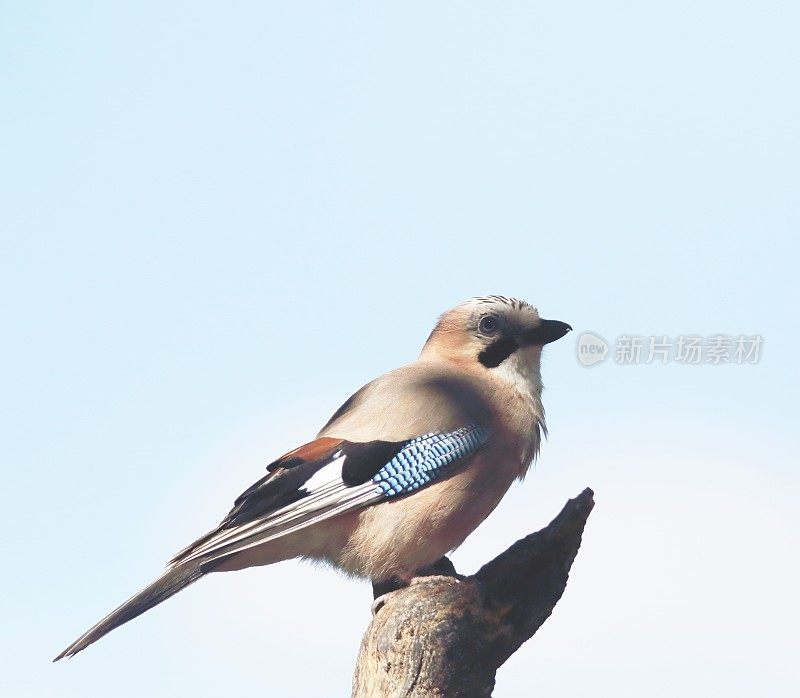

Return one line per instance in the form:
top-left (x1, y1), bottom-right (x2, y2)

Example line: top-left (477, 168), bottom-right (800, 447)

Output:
top-left (324, 439), bottom-right (525, 581)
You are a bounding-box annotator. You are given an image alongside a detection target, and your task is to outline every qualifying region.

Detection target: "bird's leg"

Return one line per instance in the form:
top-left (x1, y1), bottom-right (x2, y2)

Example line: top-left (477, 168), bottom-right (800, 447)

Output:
top-left (372, 576), bottom-right (406, 600)
top-left (370, 576), bottom-right (405, 615)
top-left (411, 555), bottom-right (459, 581)
top-left (370, 557), bottom-right (460, 615)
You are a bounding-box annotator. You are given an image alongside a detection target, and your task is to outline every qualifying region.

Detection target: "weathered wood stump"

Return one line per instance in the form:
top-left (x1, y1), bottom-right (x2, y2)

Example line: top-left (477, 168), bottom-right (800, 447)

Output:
top-left (352, 488), bottom-right (594, 697)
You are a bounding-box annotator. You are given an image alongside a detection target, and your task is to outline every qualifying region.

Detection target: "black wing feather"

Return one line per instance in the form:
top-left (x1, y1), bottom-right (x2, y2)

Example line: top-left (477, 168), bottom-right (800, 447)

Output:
top-left (341, 440), bottom-right (405, 485)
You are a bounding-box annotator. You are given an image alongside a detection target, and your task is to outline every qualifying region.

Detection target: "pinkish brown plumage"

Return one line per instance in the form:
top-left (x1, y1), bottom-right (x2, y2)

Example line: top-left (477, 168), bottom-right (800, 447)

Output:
top-left (55, 296), bottom-right (571, 661)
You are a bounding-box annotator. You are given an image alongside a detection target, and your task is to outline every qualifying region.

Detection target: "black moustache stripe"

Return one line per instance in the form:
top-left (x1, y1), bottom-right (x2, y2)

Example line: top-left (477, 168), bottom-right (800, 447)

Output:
top-left (478, 337), bottom-right (519, 368)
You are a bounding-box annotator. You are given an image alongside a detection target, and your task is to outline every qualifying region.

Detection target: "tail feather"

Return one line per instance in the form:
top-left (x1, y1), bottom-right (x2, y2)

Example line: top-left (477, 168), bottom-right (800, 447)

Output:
top-left (54, 561), bottom-right (205, 661)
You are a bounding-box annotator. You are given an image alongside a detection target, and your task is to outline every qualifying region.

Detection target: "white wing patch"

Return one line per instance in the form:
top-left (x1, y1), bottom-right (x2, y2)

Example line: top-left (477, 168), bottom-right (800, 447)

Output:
top-left (302, 453), bottom-right (345, 492)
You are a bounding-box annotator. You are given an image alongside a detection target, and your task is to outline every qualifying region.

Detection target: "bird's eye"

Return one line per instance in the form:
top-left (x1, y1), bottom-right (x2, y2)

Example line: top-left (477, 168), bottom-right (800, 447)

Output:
top-left (478, 316), bottom-right (499, 334)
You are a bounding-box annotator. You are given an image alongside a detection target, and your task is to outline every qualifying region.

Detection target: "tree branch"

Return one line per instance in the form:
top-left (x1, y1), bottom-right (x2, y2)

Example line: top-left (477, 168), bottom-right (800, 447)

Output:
top-left (352, 488), bottom-right (594, 697)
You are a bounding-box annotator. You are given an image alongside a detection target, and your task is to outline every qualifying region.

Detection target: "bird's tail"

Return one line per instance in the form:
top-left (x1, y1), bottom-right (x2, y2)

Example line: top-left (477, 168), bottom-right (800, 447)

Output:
top-left (54, 561), bottom-right (205, 661)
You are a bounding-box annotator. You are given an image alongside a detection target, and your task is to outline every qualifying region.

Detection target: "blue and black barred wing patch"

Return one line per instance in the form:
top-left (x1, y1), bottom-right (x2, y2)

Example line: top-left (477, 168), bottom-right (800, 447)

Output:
top-left (173, 425), bottom-right (490, 567)
top-left (370, 427), bottom-right (490, 497)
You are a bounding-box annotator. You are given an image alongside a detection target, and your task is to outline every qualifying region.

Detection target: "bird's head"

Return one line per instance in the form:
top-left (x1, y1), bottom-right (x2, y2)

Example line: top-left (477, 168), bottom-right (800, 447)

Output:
top-left (420, 295), bottom-right (572, 371)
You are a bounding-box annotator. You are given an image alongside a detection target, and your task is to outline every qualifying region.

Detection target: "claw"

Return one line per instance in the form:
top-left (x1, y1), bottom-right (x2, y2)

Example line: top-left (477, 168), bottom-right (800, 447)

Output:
top-left (371, 592), bottom-right (393, 616)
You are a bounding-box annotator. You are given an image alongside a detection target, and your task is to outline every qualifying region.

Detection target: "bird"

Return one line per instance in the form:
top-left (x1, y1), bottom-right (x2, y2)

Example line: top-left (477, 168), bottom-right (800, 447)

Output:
top-left (54, 295), bottom-right (571, 661)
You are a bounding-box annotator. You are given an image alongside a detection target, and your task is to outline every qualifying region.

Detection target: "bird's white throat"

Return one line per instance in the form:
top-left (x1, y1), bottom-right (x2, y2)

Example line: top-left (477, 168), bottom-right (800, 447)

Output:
top-left (492, 346), bottom-right (545, 421)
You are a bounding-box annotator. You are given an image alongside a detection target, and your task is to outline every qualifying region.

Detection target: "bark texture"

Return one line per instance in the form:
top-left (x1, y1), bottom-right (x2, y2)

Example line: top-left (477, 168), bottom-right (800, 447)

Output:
top-left (352, 488), bottom-right (594, 697)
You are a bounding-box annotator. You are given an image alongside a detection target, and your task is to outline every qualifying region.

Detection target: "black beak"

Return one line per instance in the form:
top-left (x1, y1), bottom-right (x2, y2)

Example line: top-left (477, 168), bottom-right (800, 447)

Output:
top-left (523, 319), bottom-right (573, 346)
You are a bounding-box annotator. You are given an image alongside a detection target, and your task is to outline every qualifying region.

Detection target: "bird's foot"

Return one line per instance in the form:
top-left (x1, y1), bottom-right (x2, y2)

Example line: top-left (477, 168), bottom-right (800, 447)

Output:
top-left (371, 575), bottom-right (462, 615)
top-left (371, 592), bottom-right (396, 616)
top-left (370, 558), bottom-right (460, 615)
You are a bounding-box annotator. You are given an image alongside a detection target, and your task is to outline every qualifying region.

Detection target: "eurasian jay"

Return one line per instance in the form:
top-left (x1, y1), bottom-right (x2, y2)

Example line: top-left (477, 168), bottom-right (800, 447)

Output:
top-left (55, 295), bottom-right (571, 660)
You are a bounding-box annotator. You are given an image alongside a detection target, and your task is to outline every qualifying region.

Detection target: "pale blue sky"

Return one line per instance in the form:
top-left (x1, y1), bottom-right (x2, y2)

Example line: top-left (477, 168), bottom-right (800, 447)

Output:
top-left (1, 2), bottom-right (798, 696)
